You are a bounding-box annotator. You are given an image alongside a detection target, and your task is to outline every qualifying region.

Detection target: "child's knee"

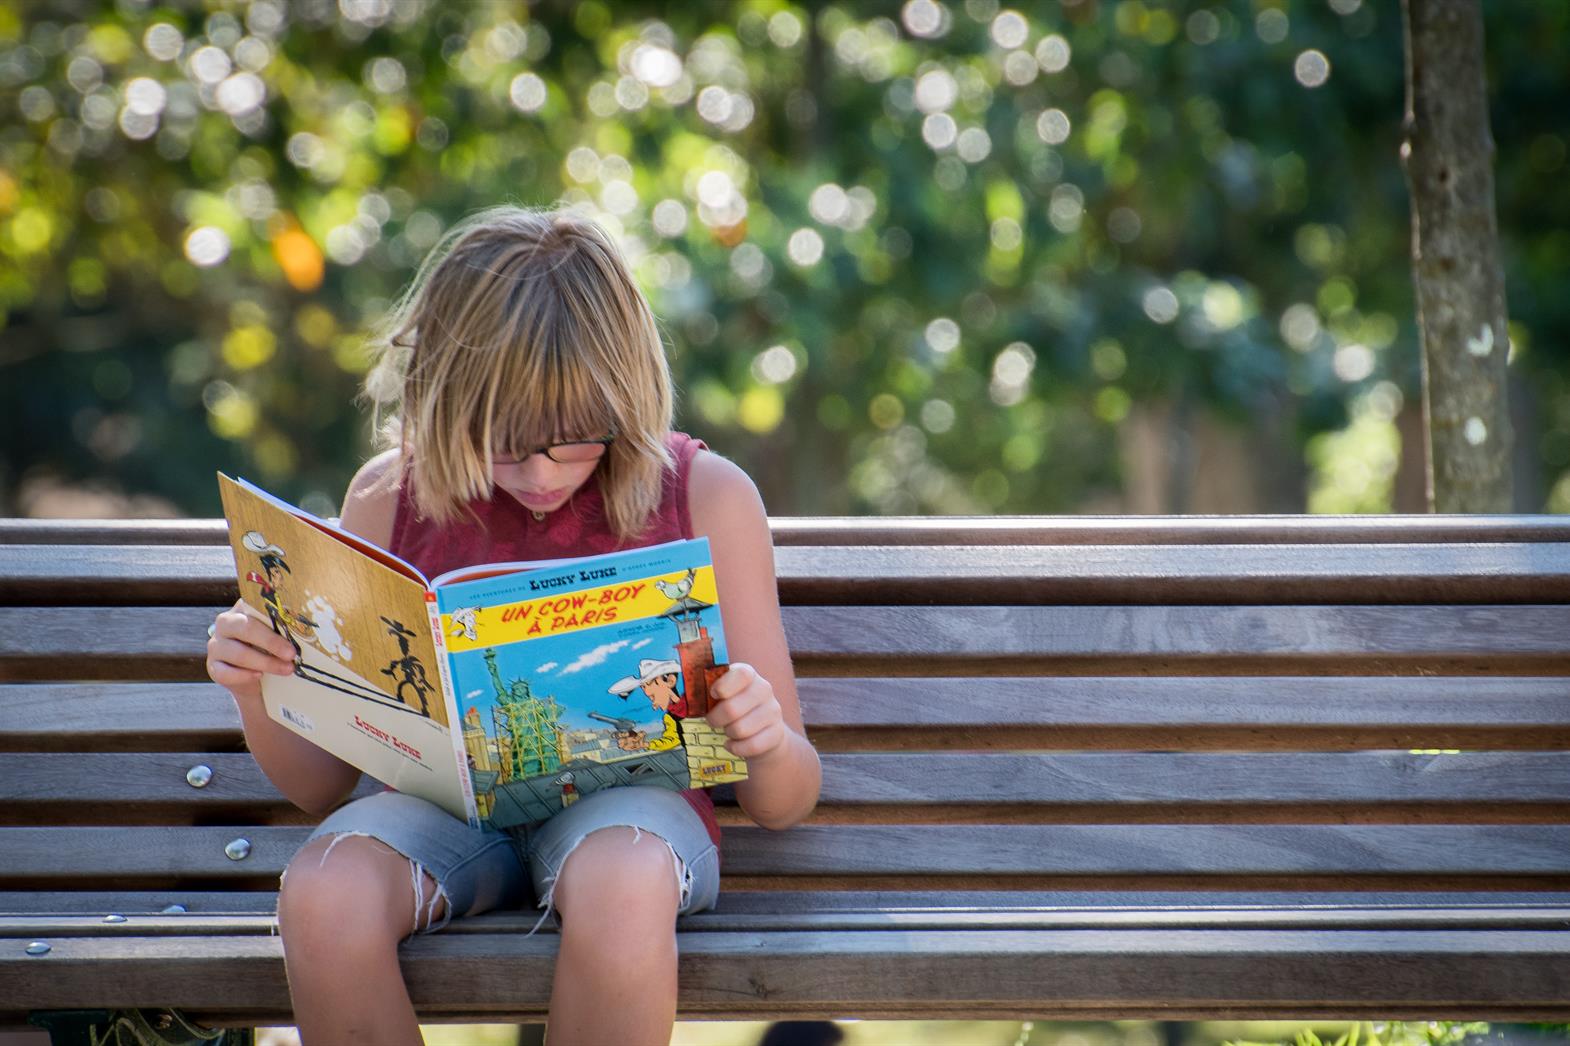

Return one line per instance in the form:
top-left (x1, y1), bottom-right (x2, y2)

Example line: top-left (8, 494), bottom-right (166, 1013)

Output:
top-left (552, 826), bottom-right (683, 928)
top-left (278, 834), bottom-right (432, 944)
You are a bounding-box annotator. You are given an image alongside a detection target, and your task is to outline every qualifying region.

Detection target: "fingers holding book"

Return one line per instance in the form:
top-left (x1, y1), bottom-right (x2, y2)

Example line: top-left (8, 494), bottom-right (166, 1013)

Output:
top-left (706, 662), bottom-right (787, 761)
top-left (206, 601), bottom-right (300, 694)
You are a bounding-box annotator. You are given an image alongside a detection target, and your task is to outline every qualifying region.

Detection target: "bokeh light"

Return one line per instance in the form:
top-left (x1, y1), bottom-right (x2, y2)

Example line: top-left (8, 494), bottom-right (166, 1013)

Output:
top-left (1295, 50), bottom-right (1331, 88)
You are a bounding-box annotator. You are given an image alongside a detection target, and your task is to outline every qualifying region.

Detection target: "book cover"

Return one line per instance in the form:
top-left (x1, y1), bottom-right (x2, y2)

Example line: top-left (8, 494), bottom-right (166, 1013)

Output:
top-left (216, 473), bottom-right (746, 832)
top-left (217, 473), bottom-right (474, 825)
top-left (435, 538), bottom-right (747, 831)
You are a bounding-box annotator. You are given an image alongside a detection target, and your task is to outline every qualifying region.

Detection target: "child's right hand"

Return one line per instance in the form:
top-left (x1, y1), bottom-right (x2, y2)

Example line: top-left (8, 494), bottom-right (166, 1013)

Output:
top-left (206, 601), bottom-right (297, 702)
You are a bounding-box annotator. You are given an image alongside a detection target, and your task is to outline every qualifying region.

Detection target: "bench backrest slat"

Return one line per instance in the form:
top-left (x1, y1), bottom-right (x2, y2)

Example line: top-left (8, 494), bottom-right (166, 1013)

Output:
top-left (10, 515), bottom-right (1570, 546)
top-left (11, 542), bottom-right (1570, 605)
top-left (7, 751), bottom-right (1567, 816)
top-left (10, 604), bottom-right (1570, 681)
top-left (7, 679), bottom-right (1569, 752)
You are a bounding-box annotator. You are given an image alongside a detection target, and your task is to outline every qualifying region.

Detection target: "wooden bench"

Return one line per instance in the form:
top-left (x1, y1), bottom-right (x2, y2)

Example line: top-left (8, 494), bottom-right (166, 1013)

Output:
top-left (4, 516), bottom-right (1570, 1042)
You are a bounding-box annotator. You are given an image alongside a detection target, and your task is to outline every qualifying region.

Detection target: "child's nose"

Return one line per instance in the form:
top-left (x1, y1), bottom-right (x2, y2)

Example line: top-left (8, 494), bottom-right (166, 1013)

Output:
top-left (511, 451), bottom-right (562, 483)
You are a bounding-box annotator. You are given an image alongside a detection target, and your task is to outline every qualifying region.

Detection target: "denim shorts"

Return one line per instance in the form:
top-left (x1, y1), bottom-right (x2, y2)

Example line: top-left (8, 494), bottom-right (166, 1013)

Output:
top-left (301, 786), bottom-right (721, 935)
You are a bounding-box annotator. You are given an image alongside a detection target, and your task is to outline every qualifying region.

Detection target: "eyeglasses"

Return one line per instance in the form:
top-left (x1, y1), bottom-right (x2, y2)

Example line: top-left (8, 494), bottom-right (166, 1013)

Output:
top-left (491, 435), bottom-right (615, 465)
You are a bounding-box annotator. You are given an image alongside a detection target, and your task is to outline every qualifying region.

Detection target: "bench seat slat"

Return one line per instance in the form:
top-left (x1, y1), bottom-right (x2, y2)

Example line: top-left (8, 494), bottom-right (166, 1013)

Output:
top-left (4, 929), bottom-right (1569, 1021)
top-left (701, 888), bottom-right (1570, 911)
top-left (10, 605), bottom-right (1570, 681)
top-left (5, 825), bottom-right (1568, 880)
top-left (10, 889), bottom-right (1570, 917)
top-left (12, 542), bottom-right (1570, 606)
top-left (5, 751), bottom-right (1567, 812)
top-left (9, 904), bottom-right (1570, 939)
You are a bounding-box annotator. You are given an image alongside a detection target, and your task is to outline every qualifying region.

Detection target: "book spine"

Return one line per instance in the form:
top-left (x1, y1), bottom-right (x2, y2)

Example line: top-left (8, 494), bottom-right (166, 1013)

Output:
top-left (427, 591), bottom-right (481, 829)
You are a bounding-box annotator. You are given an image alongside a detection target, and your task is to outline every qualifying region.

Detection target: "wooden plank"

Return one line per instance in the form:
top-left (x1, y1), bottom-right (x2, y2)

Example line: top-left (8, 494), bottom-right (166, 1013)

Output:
top-left (0, 683), bottom-right (241, 751)
top-left (767, 515), bottom-right (1570, 547)
top-left (11, 515), bottom-right (1570, 547)
top-left (10, 902), bottom-right (1570, 939)
top-left (9, 604), bottom-right (1570, 681)
top-left (800, 676), bottom-right (1570, 729)
top-left (0, 520), bottom-right (231, 545)
top-left (7, 678), bottom-right (1570, 754)
top-left (7, 751), bottom-right (1565, 813)
top-left (720, 825), bottom-right (1570, 878)
top-left (784, 604), bottom-right (1570, 675)
top-left (13, 542), bottom-right (1570, 607)
top-left (8, 887), bottom-right (1570, 917)
top-left (0, 891), bottom-right (282, 915)
top-left (806, 752), bottom-right (1570, 808)
top-left (773, 543), bottom-right (1570, 605)
top-left (0, 752), bottom-right (382, 816)
top-left (0, 545), bottom-right (238, 605)
top-left (5, 825), bottom-right (1568, 881)
top-left (3, 928), bottom-right (1568, 1019)
top-left (0, 827), bottom-right (310, 879)
top-left (0, 607), bottom-right (222, 681)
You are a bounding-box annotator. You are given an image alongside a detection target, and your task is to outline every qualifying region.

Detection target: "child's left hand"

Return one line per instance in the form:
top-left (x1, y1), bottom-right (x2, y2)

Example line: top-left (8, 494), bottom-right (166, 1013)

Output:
top-left (706, 662), bottom-right (788, 761)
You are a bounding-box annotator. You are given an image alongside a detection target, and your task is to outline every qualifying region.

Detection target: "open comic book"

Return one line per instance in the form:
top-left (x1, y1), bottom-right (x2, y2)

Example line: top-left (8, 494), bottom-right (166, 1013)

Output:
top-left (216, 473), bottom-right (747, 831)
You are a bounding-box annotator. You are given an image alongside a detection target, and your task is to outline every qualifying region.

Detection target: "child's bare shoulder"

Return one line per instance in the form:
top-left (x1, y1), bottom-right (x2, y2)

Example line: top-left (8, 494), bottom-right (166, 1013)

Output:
top-left (690, 449), bottom-right (762, 505)
top-left (340, 448), bottom-right (403, 546)
top-left (689, 450), bottom-right (766, 537)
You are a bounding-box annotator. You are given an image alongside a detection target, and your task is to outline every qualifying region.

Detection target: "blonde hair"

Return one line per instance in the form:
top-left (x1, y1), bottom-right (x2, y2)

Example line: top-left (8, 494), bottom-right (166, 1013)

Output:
top-left (364, 206), bottom-right (674, 539)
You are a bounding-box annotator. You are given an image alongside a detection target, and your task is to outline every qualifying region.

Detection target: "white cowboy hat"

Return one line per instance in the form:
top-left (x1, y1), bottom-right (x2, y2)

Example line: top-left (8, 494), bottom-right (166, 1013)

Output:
top-left (608, 658), bottom-right (681, 696)
top-left (241, 531), bottom-right (286, 557)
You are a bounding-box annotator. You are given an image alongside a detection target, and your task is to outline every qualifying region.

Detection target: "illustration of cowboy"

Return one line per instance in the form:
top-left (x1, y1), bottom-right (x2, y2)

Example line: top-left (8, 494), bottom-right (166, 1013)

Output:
top-left (242, 531), bottom-right (317, 663)
top-left (379, 616), bottom-right (433, 716)
top-left (607, 657), bottom-right (686, 752)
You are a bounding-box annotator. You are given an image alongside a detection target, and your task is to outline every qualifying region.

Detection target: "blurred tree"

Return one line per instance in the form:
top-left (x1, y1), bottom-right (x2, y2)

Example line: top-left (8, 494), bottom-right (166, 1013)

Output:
top-left (0, 1), bottom-right (1565, 519)
top-left (1401, 0), bottom-right (1512, 511)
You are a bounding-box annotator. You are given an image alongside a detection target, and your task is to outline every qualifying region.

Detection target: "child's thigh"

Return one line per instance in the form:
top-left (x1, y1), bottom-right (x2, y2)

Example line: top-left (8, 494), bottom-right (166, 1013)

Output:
top-left (520, 786), bottom-right (721, 921)
top-left (285, 790), bottom-right (529, 935)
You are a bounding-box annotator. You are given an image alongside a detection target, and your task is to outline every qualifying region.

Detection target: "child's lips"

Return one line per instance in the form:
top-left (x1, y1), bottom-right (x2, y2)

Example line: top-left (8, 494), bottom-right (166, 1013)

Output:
top-left (511, 487), bottom-right (565, 508)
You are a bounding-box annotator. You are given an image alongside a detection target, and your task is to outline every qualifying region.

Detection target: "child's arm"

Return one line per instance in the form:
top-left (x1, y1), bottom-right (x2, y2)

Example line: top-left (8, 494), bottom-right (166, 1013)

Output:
top-left (689, 452), bottom-right (822, 830)
top-left (208, 606), bottom-right (363, 816)
top-left (205, 450), bottom-right (403, 816)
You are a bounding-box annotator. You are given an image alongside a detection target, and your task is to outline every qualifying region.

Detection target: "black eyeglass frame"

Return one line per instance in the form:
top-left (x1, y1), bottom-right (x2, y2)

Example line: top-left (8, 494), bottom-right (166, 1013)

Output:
top-left (490, 434), bottom-right (617, 465)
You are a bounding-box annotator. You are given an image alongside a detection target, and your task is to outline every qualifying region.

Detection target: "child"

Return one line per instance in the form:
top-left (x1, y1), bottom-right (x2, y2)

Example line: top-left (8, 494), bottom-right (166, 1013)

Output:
top-left (205, 206), bottom-right (822, 1046)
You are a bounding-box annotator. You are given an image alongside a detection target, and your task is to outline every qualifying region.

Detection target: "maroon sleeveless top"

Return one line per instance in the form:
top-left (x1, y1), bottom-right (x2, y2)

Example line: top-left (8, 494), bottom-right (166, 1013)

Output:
top-left (389, 431), bottom-right (722, 847)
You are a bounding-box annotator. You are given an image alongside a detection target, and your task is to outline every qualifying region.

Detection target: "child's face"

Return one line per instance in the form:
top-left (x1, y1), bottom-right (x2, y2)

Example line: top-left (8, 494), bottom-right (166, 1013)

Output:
top-left (489, 442), bottom-right (603, 514)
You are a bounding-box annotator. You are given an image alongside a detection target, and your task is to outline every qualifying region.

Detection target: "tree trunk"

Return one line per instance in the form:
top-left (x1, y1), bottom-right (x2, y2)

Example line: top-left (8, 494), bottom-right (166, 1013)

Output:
top-left (1400, 0), bottom-right (1513, 512)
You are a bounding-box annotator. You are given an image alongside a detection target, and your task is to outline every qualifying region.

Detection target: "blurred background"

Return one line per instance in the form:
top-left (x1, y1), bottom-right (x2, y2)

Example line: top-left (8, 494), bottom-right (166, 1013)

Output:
top-left (1, 0), bottom-right (1567, 522)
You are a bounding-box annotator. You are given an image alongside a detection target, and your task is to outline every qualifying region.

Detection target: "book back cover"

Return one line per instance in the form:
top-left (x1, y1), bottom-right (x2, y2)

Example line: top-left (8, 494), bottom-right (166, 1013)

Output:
top-left (218, 474), bottom-right (473, 824)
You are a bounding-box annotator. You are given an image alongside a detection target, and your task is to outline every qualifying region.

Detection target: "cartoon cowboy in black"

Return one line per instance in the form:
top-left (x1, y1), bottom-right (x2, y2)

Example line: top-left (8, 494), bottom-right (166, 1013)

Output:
top-left (379, 616), bottom-right (432, 716)
top-left (242, 531), bottom-right (316, 664)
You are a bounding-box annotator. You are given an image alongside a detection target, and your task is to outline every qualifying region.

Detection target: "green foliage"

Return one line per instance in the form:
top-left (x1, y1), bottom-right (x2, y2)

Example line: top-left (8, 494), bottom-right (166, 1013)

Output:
top-left (2, 1), bottom-right (1567, 516)
top-left (1228, 1022), bottom-right (1491, 1046)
